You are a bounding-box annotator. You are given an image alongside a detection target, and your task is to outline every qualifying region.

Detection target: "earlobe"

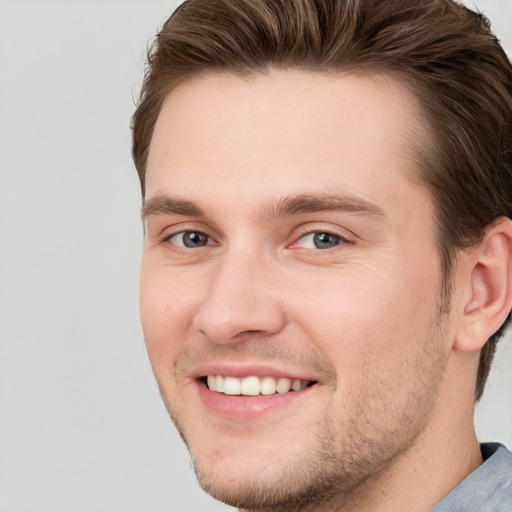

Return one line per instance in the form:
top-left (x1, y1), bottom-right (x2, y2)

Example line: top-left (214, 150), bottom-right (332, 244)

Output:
top-left (455, 218), bottom-right (512, 353)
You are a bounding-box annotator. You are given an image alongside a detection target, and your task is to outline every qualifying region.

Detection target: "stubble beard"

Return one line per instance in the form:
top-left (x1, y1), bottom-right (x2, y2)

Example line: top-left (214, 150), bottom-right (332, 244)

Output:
top-left (156, 307), bottom-right (450, 512)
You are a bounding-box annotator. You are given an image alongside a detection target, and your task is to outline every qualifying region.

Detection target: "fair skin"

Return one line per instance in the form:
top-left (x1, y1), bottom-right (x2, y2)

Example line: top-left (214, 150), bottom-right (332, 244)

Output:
top-left (140, 70), bottom-right (512, 511)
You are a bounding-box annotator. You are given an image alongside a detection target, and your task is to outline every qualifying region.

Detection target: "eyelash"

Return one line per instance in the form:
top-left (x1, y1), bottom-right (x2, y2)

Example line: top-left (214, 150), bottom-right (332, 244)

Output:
top-left (162, 230), bottom-right (216, 249)
top-left (290, 229), bottom-right (352, 251)
top-left (161, 228), bottom-right (352, 252)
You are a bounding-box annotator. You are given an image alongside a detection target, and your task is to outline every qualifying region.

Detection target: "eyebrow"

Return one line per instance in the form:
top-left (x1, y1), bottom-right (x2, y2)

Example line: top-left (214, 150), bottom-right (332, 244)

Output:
top-left (262, 193), bottom-right (387, 220)
top-left (141, 192), bottom-right (387, 222)
top-left (141, 195), bottom-right (205, 220)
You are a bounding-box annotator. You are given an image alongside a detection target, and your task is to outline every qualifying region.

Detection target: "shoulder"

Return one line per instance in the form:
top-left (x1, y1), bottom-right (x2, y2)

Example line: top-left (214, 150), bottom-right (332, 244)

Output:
top-left (431, 443), bottom-right (512, 512)
top-left (482, 442), bottom-right (512, 468)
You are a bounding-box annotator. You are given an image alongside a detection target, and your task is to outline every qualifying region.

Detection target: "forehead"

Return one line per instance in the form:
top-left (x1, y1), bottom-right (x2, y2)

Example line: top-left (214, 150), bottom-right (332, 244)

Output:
top-left (145, 69), bottom-right (428, 211)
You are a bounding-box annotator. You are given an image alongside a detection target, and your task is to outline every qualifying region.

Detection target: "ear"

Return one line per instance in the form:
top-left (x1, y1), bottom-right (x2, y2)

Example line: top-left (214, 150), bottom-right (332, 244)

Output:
top-left (454, 217), bottom-right (512, 353)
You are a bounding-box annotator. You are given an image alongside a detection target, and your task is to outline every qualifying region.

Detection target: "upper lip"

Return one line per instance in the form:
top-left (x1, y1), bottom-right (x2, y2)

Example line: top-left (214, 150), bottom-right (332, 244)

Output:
top-left (191, 362), bottom-right (320, 383)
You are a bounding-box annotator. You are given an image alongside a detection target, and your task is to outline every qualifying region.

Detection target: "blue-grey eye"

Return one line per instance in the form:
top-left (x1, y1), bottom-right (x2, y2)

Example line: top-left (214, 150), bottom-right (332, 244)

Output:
top-left (298, 232), bottom-right (342, 249)
top-left (170, 231), bottom-right (211, 248)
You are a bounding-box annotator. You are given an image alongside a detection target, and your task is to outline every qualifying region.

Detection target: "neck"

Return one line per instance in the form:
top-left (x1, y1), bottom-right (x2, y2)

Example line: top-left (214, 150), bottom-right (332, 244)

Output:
top-left (242, 356), bottom-right (483, 512)
top-left (335, 415), bottom-right (482, 512)
top-left (242, 419), bottom-right (481, 512)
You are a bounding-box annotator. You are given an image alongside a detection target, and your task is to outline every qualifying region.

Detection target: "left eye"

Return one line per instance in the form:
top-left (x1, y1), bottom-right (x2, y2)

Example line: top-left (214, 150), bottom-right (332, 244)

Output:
top-left (296, 232), bottom-right (343, 249)
top-left (168, 231), bottom-right (213, 248)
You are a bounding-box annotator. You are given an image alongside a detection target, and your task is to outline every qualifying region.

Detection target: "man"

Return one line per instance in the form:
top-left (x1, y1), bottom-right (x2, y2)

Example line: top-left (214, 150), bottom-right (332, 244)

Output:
top-left (132, 0), bottom-right (512, 510)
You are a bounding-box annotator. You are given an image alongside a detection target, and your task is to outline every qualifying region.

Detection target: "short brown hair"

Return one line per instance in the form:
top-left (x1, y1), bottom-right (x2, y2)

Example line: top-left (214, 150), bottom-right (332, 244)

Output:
top-left (132, 0), bottom-right (512, 400)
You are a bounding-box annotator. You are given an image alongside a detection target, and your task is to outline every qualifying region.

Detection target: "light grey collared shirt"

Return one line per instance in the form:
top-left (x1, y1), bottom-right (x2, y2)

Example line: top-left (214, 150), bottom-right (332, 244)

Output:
top-left (431, 443), bottom-right (512, 511)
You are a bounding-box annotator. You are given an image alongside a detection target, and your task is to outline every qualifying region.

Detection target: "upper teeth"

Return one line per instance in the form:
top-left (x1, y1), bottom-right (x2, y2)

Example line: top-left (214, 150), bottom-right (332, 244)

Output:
top-left (206, 375), bottom-right (310, 396)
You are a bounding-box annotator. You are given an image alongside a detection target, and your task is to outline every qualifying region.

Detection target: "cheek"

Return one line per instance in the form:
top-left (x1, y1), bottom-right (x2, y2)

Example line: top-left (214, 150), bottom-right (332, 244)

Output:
top-left (289, 261), bottom-right (441, 373)
top-left (139, 261), bottom-right (197, 367)
top-left (288, 268), bottom-right (445, 432)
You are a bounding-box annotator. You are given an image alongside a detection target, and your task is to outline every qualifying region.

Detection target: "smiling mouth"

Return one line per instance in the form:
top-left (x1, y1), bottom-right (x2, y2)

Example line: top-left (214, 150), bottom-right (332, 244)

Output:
top-left (202, 375), bottom-right (316, 396)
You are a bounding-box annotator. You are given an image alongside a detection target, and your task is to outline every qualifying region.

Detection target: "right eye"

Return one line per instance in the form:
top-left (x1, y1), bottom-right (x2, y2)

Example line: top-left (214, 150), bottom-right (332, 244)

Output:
top-left (167, 231), bottom-right (214, 248)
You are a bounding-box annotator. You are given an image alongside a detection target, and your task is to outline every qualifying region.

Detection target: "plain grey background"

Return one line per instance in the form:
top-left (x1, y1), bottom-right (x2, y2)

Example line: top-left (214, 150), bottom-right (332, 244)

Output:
top-left (0, 1), bottom-right (510, 511)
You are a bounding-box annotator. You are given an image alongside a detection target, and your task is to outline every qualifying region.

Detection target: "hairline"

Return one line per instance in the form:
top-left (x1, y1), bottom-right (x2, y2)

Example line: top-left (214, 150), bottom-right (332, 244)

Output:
top-left (143, 64), bottom-right (457, 274)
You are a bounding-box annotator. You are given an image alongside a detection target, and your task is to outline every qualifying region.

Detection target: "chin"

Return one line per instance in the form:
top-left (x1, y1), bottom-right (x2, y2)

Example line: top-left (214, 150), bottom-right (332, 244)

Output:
top-left (182, 421), bottom-right (386, 511)
top-left (192, 450), bottom-right (351, 511)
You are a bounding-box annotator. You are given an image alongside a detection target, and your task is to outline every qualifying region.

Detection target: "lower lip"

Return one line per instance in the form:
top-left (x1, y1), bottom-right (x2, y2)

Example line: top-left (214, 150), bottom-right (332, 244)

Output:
top-left (196, 381), bottom-right (314, 421)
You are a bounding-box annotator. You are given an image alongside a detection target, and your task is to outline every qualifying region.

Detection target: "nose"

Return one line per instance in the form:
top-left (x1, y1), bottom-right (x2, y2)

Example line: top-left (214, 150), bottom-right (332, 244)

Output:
top-left (193, 253), bottom-right (286, 344)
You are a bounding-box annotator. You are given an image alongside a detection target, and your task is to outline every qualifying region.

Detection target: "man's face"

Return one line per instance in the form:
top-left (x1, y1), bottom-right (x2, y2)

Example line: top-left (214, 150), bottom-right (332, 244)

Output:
top-left (141, 70), bottom-right (455, 509)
